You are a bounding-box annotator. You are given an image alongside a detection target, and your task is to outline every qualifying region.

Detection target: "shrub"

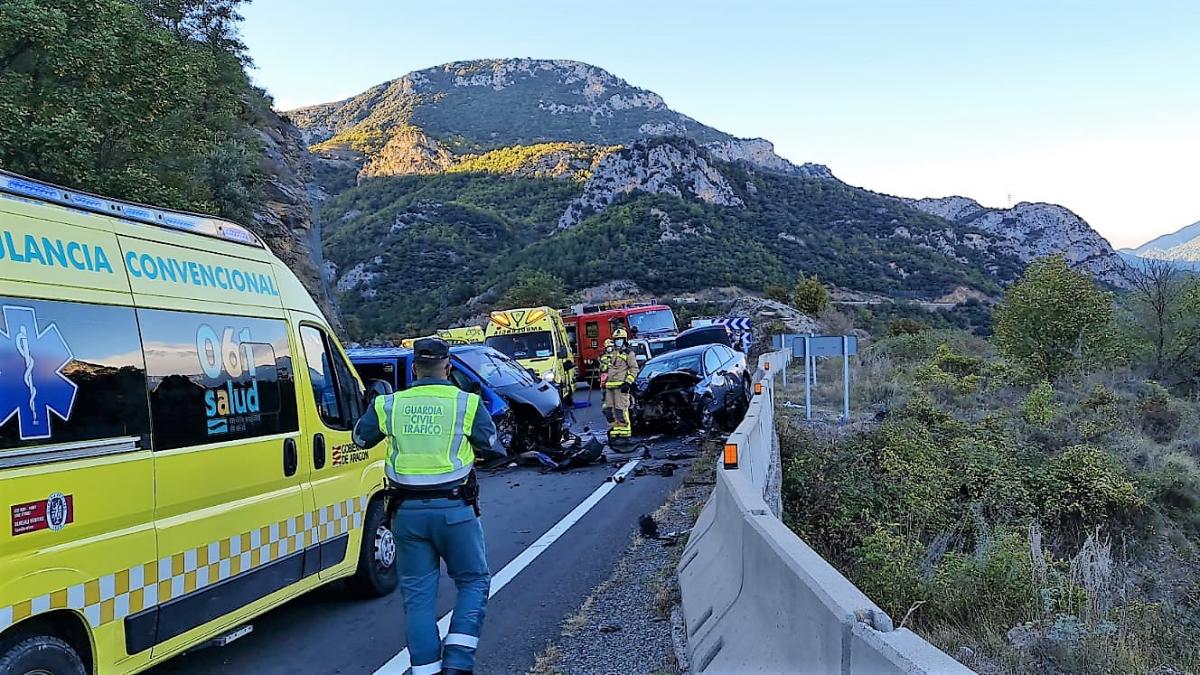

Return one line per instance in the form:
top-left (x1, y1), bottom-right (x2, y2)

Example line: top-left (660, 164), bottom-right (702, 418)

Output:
top-left (1022, 380), bottom-right (1058, 427)
top-left (1140, 455), bottom-right (1200, 536)
top-left (994, 255), bottom-right (1116, 379)
top-left (1136, 381), bottom-right (1181, 443)
top-left (925, 526), bottom-right (1039, 626)
top-left (914, 343), bottom-right (984, 395)
top-left (1039, 445), bottom-right (1144, 531)
top-left (851, 525), bottom-right (924, 620)
top-left (792, 275), bottom-right (830, 315)
top-left (500, 268), bottom-right (566, 308)
top-left (887, 317), bottom-right (929, 336)
top-left (1078, 384), bottom-right (1122, 440)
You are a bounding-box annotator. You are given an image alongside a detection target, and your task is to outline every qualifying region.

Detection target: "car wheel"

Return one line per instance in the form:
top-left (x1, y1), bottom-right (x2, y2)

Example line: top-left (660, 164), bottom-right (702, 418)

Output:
top-left (0, 634), bottom-right (86, 675)
top-left (348, 497), bottom-right (398, 597)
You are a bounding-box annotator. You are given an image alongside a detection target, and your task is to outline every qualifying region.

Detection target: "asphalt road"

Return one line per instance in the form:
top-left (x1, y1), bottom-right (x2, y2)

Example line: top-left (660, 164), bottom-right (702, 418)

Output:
top-left (149, 400), bottom-right (691, 674)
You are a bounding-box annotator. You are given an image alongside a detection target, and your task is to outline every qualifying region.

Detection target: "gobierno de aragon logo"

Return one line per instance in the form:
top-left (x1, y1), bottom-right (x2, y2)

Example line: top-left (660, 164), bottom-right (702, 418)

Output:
top-left (0, 305), bottom-right (78, 440)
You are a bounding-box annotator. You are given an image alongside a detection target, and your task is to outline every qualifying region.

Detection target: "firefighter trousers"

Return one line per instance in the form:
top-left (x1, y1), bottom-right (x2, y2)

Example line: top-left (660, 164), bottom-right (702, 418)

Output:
top-left (393, 497), bottom-right (490, 674)
top-left (604, 386), bottom-right (632, 438)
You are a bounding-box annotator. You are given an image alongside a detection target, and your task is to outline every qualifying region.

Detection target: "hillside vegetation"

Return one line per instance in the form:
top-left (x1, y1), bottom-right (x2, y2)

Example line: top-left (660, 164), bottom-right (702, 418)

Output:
top-left (322, 138), bottom-right (1022, 340)
top-left (0, 0), bottom-right (265, 224)
top-left (780, 257), bottom-right (1200, 673)
top-left (290, 58), bottom-right (731, 154)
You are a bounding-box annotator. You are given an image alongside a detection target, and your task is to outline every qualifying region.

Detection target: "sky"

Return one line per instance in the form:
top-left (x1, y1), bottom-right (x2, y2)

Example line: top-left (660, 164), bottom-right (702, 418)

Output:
top-left (241, 0), bottom-right (1200, 249)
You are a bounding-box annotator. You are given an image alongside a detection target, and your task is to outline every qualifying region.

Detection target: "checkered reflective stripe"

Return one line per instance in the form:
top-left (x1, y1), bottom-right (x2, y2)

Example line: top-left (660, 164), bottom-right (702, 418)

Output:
top-left (0, 496), bottom-right (367, 634)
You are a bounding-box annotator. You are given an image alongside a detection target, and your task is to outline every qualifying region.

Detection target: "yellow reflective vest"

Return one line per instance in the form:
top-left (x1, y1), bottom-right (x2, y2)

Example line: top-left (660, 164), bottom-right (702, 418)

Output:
top-left (374, 384), bottom-right (481, 486)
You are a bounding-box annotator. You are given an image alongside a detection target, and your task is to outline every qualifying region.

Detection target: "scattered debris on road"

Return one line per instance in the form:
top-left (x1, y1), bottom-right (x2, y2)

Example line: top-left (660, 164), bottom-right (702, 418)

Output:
top-left (527, 440), bottom-right (720, 675)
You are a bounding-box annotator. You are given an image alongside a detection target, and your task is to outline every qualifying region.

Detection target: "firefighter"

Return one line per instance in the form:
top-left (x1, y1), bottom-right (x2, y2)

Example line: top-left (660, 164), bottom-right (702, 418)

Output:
top-left (601, 328), bottom-right (639, 440)
top-left (353, 337), bottom-right (498, 675)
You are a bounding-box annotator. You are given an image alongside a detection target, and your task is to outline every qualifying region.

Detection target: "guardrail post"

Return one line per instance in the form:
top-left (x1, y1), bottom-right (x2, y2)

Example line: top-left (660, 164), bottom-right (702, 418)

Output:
top-left (842, 334), bottom-right (850, 425)
top-left (803, 336), bottom-right (812, 421)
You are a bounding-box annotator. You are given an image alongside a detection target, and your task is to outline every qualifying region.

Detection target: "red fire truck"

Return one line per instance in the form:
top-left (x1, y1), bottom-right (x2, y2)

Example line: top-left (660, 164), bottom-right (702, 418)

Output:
top-left (564, 302), bottom-right (679, 381)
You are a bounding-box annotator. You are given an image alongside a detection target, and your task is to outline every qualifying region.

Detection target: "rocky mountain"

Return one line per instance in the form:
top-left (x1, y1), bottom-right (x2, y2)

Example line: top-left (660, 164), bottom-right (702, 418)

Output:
top-left (1122, 220), bottom-right (1200, 262)
top-left (903, 196), bottom-right (1132, 287)
top-left (286, 59), bottom-right (822, 185)
top-left (291, 58), bottom-right (1129, 339)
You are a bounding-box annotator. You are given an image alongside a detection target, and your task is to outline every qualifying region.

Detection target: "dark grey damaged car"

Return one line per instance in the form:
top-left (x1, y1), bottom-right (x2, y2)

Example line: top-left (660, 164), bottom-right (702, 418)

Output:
top-left (632, 344), bottom-right (752, 432)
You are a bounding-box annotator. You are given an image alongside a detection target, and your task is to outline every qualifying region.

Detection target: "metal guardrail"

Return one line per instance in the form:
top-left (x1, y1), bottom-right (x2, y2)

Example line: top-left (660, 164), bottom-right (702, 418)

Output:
top-left (676, 347), bottom-right (973, 674)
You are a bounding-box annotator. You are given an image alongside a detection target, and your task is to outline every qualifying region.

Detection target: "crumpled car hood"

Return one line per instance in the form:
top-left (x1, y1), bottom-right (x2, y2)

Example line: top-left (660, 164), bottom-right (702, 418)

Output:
top-left (643, 370), bottom-right (702, 398)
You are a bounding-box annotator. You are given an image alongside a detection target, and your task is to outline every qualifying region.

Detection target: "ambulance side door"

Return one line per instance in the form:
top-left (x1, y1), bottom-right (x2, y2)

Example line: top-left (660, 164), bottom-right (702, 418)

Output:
top-left (139, 308), bottom-right (309, 659)
top-left (290, 316), bottom-right (378, 579)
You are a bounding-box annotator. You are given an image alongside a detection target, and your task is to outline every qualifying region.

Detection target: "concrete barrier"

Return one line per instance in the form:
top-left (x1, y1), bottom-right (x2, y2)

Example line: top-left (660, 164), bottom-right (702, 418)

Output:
top-left (677, 349), bottom-right (973, 674)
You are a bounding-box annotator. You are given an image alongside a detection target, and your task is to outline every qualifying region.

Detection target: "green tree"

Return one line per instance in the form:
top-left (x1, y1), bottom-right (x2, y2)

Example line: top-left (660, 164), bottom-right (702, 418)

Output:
top-left (792, 275), bottom-right (830, 315)
top-left (0, 0), bottom-right (262, 222)
top-left (993, 255), bottom-right (1115, 379)
top-left (500, 268), bottom-right (566, 308)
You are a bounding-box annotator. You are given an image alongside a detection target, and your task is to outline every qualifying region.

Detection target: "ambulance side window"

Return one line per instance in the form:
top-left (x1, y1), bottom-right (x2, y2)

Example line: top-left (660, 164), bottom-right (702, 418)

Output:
top-left (0, 298), bottom-right (151, 453)
top-left (300, 326), bottom-right (362, 430)
top-left (139, 310), bottom-right (298, 451)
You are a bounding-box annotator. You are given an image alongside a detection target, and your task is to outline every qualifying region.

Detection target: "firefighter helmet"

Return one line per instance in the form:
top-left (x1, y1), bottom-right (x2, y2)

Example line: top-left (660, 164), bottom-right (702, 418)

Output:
top-left (612, 328), bottom-right (628, 340)
top-left (604, 338), bottom-right (614, 348)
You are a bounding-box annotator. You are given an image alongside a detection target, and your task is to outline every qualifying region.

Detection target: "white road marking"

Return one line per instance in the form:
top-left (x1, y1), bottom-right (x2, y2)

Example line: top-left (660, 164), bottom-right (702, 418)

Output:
top-left (374, 460), bottom-right (641, 674)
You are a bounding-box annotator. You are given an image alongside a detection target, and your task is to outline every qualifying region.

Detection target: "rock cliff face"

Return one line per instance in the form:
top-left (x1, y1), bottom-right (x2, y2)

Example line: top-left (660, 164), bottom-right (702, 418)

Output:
top-left (247, 107), bottom-right (343, 331)
top-left (903, 196), bottom-right (1132, 287)
top-left (557, 139), bottom-right (743, 229)
top-left (703, 137), bottom-right (833, 179)
top-left (360, 127), bottom-right (455, 178)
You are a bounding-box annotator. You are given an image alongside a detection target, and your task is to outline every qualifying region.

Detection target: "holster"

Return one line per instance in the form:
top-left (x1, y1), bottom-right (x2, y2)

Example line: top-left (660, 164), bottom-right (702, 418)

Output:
top-left (462, 470), bottom-right (482, 517)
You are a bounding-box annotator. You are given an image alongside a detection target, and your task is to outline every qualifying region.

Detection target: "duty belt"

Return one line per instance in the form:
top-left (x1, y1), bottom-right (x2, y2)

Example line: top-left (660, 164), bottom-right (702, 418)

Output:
top-left (392, 486), bottom-right (465, 501)
top-left (389, 471), bottom-right (481, 516)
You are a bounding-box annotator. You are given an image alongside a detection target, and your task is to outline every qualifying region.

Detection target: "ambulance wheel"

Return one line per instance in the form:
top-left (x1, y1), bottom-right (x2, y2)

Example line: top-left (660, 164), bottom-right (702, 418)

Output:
top-left (348, 498), bottom-right (398, 598)
top-left (0, 634), bottom-right (86, 675)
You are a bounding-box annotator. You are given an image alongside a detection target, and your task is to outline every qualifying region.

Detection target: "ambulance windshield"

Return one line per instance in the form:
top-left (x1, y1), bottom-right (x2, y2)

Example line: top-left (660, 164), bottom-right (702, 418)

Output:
top-left (486, 331), bottom-right (555, 360)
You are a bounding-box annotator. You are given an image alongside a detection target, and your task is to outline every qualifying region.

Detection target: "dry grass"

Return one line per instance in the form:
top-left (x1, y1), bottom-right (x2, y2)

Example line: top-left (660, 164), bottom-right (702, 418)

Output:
top-left (526, 646), bottom-right (563, 675)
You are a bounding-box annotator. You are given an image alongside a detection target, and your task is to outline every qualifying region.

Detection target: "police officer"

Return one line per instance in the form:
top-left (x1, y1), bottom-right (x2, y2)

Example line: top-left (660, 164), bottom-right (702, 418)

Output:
top-left (601, 328), bottom-right (639, 440)
top-left (354, 337), bottom-right (498, 675)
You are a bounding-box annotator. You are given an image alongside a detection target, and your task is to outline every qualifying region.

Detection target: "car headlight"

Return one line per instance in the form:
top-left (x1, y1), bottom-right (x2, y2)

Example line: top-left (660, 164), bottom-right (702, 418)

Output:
top-left (542, 370), bottom-right (556, 383)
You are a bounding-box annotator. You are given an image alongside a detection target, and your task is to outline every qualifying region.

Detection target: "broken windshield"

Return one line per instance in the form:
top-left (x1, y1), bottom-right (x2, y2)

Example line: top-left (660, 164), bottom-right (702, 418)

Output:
top-left (641, 352), bottom-right (704, 379)
top-left (457, 349), bottom-right (536, 386)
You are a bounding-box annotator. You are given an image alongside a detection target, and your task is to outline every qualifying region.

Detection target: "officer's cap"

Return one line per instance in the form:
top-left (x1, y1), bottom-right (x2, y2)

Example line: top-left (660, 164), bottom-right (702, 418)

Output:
top-left (413, 337), bottom-right (451, 361)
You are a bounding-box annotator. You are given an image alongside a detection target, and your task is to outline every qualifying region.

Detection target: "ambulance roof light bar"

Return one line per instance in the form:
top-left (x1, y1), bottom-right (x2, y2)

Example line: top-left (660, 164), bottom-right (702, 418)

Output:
top-left (0, 169), bottom-right (263, 248)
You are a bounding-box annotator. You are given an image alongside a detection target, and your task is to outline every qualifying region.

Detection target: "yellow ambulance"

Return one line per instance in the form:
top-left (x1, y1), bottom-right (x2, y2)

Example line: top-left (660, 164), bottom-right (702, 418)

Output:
top-left (435, 326), bottom-right (484, 345)
top-left (484, 306), bottom-right (576, 401)
top-left (0, 171), bottom-right (396, 674)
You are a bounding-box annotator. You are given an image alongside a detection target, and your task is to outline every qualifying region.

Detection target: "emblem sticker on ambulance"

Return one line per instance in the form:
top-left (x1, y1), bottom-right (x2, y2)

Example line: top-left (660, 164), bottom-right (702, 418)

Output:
top-left (11, 492), bottom-right (75, 536)
top-left (0, 305), bottom-right (78, 440)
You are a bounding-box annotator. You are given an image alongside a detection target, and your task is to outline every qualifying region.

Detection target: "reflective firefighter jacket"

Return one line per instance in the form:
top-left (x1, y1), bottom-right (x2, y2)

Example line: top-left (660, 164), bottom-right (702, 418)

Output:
top-left (602, 349), bottom-right (639, 388)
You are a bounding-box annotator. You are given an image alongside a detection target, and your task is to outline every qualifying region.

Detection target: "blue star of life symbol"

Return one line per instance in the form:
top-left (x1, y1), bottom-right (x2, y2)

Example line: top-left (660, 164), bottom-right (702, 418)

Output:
top-left (0, 305), bottom-right (77, 440)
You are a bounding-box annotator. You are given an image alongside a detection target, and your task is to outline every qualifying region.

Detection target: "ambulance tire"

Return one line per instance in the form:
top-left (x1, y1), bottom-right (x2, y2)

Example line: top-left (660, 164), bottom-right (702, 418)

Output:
top-left (0, 634), bottom-right (86, 675)
top-left (348, 498), bottom-right (399, 598)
